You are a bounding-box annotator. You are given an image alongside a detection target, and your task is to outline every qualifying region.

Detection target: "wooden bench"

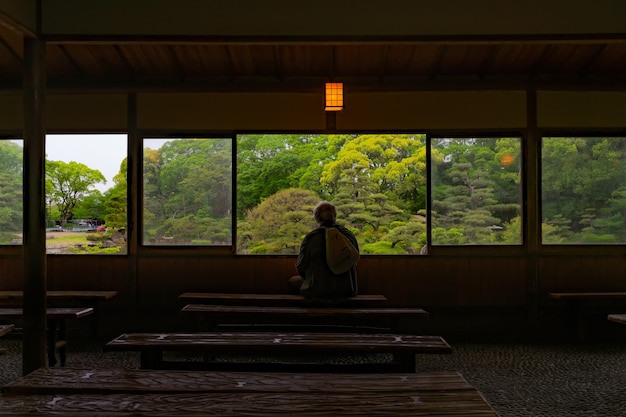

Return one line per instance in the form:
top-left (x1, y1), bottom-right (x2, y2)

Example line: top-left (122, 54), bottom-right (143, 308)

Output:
top-left (181, 303), bottom-right (428, 333)
top-left (608, 314), bottom-right (626, 325)
top-left (549, 292), bottom-right (626, 340)
top-left (0, 307), bottom-right (93, 366)
top-left (179, 292), bottom-right (388, 306)
top-left (0, 290), bottom-right (118, 304)
top-left (0, 368), bottom-right (498, 416)
top-left (105, 331), bottom-right (452, 372)
top-left (0, 290), bottom-right (117, 337)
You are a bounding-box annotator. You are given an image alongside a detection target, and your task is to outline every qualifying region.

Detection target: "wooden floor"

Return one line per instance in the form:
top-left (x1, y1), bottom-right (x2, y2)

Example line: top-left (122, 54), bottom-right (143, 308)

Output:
top-left (0, 368), bottom-right (499, 416)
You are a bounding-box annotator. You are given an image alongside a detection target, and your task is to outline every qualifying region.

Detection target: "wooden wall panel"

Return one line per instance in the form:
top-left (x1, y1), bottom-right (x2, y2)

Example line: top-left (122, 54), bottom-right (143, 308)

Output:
top-left (0, 255), bottom-right (22, 289)
top-left (46, 256), bottom-right (129, 290)
top-left (538, 255), bottom-right (626, 301)
top-left (137, 93), bottom-right (324, 131)
top-left (1, 253), bottom-right (625, 339)
top-left (339, 91), bottom-right (526, 130)
top-left (538, 92), bottom-right (626, 128)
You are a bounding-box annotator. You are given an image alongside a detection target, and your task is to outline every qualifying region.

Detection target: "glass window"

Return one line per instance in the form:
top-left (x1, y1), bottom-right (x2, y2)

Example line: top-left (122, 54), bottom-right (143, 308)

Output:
top-left (46, 134), bottom-right (127, 254)
top-left (542, 136), bottom-right (626, 244)
top-left (0, 139), bottom-right (23, 245)
top-left (430, 137), bottom-right (522, 245)
top-left (236, 133), bottom-right (428, 255)
top-left (142, 137), bottom-right (233, 246)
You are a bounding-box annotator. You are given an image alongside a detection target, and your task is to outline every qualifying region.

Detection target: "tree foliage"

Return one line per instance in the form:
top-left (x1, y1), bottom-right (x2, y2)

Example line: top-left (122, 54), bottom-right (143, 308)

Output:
top-left (2, 134), bottom-right (626, 252)
top-left (0, 141), bottom-right (23, 243)
top-left (143, 139), bottom-right (232, 245)
top-left (45, 160), bottom-right (106, 225)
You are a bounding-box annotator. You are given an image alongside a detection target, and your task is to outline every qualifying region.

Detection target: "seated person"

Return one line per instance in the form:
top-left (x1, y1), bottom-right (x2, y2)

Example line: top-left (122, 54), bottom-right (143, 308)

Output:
top-left (289, 201), bottom-right (358, 299)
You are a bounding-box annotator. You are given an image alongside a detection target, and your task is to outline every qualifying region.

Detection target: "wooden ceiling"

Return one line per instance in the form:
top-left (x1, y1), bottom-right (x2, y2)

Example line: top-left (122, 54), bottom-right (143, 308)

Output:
top-left (1, 22), bottom-right (625, 93)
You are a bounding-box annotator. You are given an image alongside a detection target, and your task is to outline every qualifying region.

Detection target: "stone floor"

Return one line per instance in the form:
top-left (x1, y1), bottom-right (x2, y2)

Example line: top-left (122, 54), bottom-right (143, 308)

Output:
top-left (1, 337), bottom-right (625, 416)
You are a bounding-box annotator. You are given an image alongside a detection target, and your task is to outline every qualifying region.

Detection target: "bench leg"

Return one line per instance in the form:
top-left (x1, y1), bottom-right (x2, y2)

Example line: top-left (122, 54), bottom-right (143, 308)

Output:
top-left (392, 352), bottom-right (416, 373)
top-left (565, 300), bottom-right (586, 341)
top-left (58, 319), bottom-right (68, 366)
top-left (140, 350), bottom-right (163, 369)
top-left (46, 319), bottom-right (57, 367)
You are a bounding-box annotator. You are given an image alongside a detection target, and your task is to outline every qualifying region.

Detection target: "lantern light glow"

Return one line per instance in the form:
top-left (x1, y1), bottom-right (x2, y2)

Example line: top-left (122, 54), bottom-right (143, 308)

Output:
top-left (325, 82), bottom-right (343, 111)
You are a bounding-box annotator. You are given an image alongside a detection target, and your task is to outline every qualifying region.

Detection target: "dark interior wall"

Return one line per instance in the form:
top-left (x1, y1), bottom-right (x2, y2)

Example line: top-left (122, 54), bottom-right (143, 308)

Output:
top-left (1, 89), bottom-right (626, 341)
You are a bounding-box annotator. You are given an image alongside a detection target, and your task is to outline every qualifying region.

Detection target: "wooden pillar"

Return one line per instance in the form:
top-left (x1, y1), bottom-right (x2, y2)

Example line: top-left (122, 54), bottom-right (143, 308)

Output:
top-left (22, 35), bottom-right (47, 375)
top-left (525, 88), bottom-right (540, 339)
top-left (127, 94), bottom-right (139, 314)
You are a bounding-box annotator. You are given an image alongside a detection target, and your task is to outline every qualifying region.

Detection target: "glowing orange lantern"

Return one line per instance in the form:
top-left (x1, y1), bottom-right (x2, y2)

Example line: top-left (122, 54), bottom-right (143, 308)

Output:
top-left (325, 82), bottom-right (343, 111)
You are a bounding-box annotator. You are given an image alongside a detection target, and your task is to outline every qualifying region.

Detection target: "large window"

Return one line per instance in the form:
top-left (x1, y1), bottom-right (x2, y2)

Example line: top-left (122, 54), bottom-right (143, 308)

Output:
top-left (236, 134), bottom-right (428, 255)
top-left (45, 134), bottom-right (127, 255)
top-left (542, 136), bottom-right (626, 244)
top-left (430, 137), bottom-right (522, 245)
top-left (0, 139), bottom-right (23, 245)
top-left (142, 137), bottom-right (233, 246)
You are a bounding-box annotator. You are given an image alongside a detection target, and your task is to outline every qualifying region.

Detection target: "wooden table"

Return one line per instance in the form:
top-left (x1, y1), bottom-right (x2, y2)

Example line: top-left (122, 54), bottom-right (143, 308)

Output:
top-left (0, 307), bottom-right (93, 366)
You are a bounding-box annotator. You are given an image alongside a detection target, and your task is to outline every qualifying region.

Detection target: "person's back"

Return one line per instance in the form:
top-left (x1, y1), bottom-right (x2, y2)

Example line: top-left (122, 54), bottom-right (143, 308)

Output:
top-left (290, 201), bottom-right (358, 299)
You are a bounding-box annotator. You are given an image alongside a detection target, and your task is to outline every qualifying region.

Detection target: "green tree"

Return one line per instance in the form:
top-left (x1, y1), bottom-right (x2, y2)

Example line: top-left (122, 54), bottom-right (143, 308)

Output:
top-left (542, 137), bottom-right (626, 243)
top-left (431, 138), bottom-right (521, 244)
top-left (0, 140), bottom-right (23, 243)
top-left (102, 158), bottom-right (127, 228)
top-left (237, 134), bottom-right (334, 217)
top-left (143, 139), bottom-right (232, 244)
top-left (238, 188), bottom-right (320, 254)
top-left (46, 160), bottom-right (106, 226)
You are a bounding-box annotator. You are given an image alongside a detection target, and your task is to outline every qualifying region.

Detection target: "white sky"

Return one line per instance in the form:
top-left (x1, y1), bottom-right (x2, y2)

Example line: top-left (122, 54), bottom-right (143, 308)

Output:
top-left (45, 134), bottom-right (127, 193)
top-left (11, 135), bottom-right (173, 193)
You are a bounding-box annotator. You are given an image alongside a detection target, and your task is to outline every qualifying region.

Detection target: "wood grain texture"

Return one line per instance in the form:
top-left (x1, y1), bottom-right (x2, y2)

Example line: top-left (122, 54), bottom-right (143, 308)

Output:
top-left (0, 369), bottom-right (498, 416)
top-left (179, 292), bottom-right (388, 306)
top-left (0, 307), bottom-right (93, 319)
top-left (2, 369), bottom-right (470, 395)
top-left (0, 291), bottom-right (118, 300)
top-left (105, 332), bottom-right (451, 354)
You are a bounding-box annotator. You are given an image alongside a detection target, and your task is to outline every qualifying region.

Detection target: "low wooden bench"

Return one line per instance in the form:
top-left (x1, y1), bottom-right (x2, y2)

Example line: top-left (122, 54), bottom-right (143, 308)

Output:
top-left (181, 303), bottom-right (428, 333)
top-left (0, 368), bottom-right (498, 416)
top-left (105, 331), bottom-right (452, 372)
top-left (0, 290), bottom-right (117, 337)
top-left (179, 292), bottom-right (388, 306)
top-left (608, 314), bottom-right (626, 325)
top-left (549, 292), bottom-right (626, 340)
top-left (0, 307), bottom-right (93, 366)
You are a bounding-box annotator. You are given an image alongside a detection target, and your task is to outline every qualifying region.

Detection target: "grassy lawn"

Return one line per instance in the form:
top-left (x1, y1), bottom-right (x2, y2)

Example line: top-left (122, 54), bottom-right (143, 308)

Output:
top-left (46, 232), bottom-right (90, 245)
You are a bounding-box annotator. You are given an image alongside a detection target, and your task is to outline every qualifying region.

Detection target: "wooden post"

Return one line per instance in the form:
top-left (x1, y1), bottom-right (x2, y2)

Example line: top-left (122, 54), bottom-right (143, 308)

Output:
top-left (526, 88), bottom-right (540, 340)
top-left (22, 35), bottom-right (47, 375)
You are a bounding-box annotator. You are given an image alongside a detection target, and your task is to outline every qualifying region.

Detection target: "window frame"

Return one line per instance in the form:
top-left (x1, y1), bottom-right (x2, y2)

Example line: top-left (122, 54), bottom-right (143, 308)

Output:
top-left (427, 131), bottom-right (527, 256)
top-left (5, 128), bottom-right (626, 259)
top-left (137, 133), bottom-right (236, 256)
top-left (538, 129), bottom-right (626, 256)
